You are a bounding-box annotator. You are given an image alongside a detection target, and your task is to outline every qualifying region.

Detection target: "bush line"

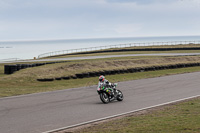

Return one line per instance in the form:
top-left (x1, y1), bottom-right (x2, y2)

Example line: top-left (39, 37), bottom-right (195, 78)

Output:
top-left (37, 62), bottom-right (200, 82)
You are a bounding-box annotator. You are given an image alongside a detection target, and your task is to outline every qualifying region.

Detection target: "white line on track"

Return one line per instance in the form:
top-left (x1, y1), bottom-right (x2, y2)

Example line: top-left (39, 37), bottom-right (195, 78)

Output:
top-left (43, 95), bottom-right (200, 133)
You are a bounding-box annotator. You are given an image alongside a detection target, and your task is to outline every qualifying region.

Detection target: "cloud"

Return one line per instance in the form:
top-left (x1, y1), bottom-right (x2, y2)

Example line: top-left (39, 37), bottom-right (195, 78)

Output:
top-left (0, 0), bottom-right (200, 40)
top-left (93, 23), bottom-right (143, 38)
top-left (114, 24), bottom-right (142, 34)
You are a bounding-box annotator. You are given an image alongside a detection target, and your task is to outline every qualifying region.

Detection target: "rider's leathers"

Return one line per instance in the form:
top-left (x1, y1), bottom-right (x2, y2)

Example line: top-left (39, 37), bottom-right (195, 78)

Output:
top-left (97, 79), bottom-right (115, 96)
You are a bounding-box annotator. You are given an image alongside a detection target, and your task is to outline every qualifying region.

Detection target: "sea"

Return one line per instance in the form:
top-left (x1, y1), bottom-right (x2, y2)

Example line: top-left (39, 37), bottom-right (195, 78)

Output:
top-left (0, 36), bottom-right (200, 60)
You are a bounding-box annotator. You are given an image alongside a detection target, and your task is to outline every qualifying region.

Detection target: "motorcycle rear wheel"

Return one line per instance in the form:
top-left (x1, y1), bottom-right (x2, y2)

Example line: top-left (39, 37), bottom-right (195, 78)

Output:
top-left (100, 92), bottom-right (110, 104)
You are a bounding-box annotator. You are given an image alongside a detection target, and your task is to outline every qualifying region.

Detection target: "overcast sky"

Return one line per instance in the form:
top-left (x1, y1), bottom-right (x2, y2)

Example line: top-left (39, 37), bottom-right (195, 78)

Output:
top-left (0, 0), bottom-right (200, 41)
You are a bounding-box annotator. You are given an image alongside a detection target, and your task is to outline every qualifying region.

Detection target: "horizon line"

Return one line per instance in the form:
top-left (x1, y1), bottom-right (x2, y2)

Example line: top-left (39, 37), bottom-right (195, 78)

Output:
top-left (0, 35), bottom-right (200, 43)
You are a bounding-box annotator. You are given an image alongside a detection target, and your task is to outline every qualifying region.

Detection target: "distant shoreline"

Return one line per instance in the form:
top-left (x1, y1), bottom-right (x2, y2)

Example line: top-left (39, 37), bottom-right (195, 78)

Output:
top-left (0, 35), bottom-right (200, 43)
top-left (0, 47), bottom-right (13, 48)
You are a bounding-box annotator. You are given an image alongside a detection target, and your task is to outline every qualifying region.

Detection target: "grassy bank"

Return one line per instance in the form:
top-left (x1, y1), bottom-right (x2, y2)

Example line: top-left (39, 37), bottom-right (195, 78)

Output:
top-left (1, 54), bottom-right (200, 97)
top-left (5, 56), bottom-right (200, 79)
top-left (75, 97), bottom-right (200, 133)
top-left (1, 65), bottom-right (200, 97)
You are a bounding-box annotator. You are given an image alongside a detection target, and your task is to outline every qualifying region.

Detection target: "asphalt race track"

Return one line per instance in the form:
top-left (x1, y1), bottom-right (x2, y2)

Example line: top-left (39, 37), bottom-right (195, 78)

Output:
top-left (0, 72), bottom-right (200, 133)
top-left (1, 53), bottom-right (200, 63)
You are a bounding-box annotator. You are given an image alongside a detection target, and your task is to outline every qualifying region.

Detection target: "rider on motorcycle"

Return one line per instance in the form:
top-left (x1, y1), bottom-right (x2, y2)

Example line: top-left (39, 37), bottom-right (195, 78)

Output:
top-left (98, 75), bottom-right (116, 97)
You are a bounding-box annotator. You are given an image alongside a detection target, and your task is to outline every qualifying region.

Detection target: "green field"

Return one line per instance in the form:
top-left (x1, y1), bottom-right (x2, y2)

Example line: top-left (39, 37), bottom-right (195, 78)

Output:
top-left (76, 97), bottom-right (200, 133)
top-left (1, 59), bottom-right (200, 97)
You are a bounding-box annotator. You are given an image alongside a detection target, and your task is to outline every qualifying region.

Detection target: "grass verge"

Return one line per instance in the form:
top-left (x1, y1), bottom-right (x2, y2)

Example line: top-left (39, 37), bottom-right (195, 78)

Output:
top-left (74, 97), bottom-right (200, 133)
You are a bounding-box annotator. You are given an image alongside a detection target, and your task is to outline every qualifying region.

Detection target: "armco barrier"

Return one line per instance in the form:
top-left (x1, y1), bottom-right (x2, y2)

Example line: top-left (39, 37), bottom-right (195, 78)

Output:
top-left (99, 71), bottom-right (106, 75)
top-left (83, 73), bottom-right (90, 78)
top-left (76, 74), bottom-right (84, 78)
top-left (127, 68), bottom-right (134, 73)
top-left (21, 64), bottom-right (27, 69)
top-left (88, 72), bottom-right (96, 77)
top-left (47, 47), bottom-right (200, 58)
top-left (36, 62), bottom-right (200, 82)
top-left (4, 61), bottom-right (69, 74)
top-left (55, 77), bottom-right (62, 80)
top-left (105, 70), bottom-right (111, 75)
top-left (70, 76), bottom-right (77, 79)
top-left (37, 78), bottom-right (54, 82)
top-left (11, 65), bottom-right (17, 74)
top-left (62, 76), bottom-right (70, 80)
top-left (133, 68), bottom-right (140, 72)
top-left (119, 69), bottom-right (124, 74)
top-left (16, 64), bottom-right (21, 71)
top-left (124, 69), bottom-right (129, 73)
top-left (95, 71), bottom-right (101, 76)
top-left (38, 41), bottom-right (200, 58)
top-left (4, 65), bottom-right (11, 74)
top-left (4, 63), bottom-right (45, 74)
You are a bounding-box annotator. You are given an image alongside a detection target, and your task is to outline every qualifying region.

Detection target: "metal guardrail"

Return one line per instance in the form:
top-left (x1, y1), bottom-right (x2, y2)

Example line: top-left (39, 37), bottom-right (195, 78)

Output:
top-left (0, 58), bottom-right (21, 62)
top-left (38, 41), bottom-right (200, 58)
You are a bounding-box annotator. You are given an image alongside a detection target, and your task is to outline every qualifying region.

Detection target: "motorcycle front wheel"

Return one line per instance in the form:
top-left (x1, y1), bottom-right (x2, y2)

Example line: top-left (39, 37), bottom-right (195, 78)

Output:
top-left (117, 90), bottom-right (123, 101)
top-left (100, 92), bottom-right (110, 104)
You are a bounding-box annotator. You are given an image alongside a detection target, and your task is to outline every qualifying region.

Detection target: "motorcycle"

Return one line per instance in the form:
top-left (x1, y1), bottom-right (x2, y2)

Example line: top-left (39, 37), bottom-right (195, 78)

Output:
top-left (97, 83), bottom-right (123, 104)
